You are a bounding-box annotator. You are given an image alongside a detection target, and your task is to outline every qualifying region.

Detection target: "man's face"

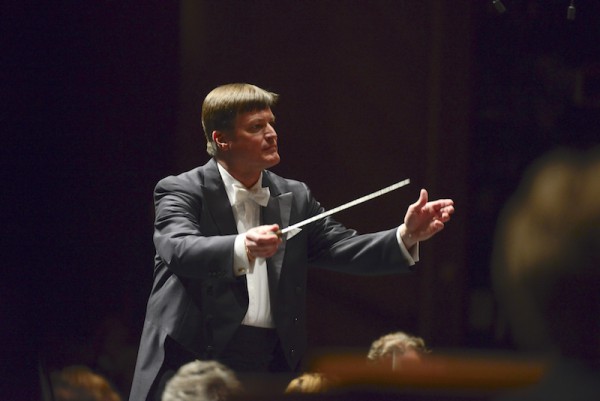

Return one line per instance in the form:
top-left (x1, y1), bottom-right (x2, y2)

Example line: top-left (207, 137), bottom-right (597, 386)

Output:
top-left (224, 108), bottom-right (280, 172)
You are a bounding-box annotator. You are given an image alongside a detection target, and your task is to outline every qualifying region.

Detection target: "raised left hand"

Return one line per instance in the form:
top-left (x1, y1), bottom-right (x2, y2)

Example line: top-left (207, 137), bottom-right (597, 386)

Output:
top-left (400, 189), bottom-right (455, 248)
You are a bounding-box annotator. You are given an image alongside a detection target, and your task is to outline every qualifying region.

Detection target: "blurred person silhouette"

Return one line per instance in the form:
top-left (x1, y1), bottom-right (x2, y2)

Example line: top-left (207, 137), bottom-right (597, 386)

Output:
top-left (492, 146), bottom-right (600, 400)
top-left (284, 372), bottom-right (336, 394)
top-left (161, 360), bottom-right (241, 401)
top-left (367, 331), bottom-right (429, 369)
top-left (50, 365), bottom-right (122, 401)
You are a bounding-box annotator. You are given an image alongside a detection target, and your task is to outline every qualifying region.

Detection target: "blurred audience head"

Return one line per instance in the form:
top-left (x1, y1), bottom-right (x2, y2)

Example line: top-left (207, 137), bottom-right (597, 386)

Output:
top-left (367, 331), bottom-right (429, 365)
top-left (492, 146), bottom-right (600, 361)
top-left (50, 365), bottom-right (122, 401)
top-left (161, 360), bottom-right (242, 401)
top-left (284, 372), bottom-right (335, 394)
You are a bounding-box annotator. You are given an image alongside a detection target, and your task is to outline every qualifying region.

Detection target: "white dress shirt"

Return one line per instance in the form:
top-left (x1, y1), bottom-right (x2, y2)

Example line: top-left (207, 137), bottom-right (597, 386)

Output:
top-left (217, 163), bottom-right (275, 328)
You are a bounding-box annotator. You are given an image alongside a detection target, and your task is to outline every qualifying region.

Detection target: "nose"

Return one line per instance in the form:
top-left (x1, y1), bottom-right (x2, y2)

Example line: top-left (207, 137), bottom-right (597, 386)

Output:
top-left (265, 124), bottom-right (277, 141)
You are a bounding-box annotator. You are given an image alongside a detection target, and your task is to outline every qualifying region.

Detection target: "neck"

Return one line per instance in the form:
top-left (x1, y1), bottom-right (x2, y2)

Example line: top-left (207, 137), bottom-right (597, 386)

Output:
top-left (216, 159), bottom-right (260, 188)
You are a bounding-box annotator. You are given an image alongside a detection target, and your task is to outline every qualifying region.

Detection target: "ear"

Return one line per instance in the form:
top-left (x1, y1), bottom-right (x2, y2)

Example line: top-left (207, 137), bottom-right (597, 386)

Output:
top-left (212, 131), bottom-right (229, 150)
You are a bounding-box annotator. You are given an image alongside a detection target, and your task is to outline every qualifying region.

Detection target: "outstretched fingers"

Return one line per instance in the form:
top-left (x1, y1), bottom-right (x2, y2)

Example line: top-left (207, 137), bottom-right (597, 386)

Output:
top-left (425, 199), bottom-right (454, 220)
top-left (404, 192), bottom-right (455, 242)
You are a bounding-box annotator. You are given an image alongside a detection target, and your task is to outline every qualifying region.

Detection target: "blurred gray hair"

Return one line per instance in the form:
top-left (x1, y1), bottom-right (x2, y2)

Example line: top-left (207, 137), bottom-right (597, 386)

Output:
top-left (162, 360), bottom-right (242, 401)
top-left (367, 331), bottom-right (429, 362)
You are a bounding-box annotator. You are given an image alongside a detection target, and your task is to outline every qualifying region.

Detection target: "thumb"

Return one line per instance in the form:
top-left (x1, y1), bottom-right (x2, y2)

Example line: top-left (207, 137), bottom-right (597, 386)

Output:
top-left (415, 188), bottom-right (428, 207)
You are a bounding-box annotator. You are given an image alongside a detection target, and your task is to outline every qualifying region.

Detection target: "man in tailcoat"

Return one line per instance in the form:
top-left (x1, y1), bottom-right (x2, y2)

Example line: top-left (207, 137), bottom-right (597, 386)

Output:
top-left (129, 83), bottom-right (455, 401)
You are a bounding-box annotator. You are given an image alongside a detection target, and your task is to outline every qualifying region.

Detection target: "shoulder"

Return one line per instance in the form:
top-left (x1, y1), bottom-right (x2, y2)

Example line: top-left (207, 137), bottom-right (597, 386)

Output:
top-left (263, 170), bottom-right (310, 194)
top-left (156, 168), bottom-right (200, 192)
top-left (155, 160), bottom-right (215, 193)
top-left (264, 171), bottom-right (320, 213)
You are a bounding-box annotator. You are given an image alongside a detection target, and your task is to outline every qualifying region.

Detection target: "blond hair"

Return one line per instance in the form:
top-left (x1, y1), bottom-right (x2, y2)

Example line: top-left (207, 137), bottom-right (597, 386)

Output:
top-left (201, 83), bottom-right (278, 156)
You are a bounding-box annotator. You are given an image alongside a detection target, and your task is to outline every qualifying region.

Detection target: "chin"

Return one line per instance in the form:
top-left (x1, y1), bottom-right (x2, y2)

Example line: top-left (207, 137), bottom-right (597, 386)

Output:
top-left (265, 154), bottom-right (280, 168)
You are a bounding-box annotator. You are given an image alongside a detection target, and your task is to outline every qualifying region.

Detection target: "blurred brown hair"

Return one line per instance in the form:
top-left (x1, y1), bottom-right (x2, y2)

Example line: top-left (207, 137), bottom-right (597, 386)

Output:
top-left (51, 365), bottom-right (121, 401)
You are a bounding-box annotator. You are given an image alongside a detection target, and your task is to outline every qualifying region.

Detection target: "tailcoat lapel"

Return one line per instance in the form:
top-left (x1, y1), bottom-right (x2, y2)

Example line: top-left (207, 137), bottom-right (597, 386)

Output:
top-left (262, 173), bottom-right (293, 304)
top-left (200, 159), bottom-right (238, 236)
top-left (199, 162), bottom-right (294, 307)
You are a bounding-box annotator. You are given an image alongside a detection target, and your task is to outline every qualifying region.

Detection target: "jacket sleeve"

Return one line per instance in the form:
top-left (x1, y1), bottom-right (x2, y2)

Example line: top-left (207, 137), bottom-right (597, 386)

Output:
top-left (152, 176), bottom-right (237, 279)
top-left (301, 184), bottom-right (414, 275)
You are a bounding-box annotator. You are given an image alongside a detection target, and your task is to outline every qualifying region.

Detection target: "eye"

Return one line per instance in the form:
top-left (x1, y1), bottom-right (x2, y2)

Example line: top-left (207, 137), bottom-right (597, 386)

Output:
top-left (248, 121), bottom-right (268, 133)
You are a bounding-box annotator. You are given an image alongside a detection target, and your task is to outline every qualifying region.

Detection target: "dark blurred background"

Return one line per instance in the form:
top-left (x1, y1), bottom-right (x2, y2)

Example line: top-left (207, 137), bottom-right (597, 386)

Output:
top-left (3, 0), bottom-right (599, 399)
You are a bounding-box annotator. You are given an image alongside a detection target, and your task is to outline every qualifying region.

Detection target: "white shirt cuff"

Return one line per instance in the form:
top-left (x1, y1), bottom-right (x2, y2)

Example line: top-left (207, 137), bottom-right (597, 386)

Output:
top-left (233, 234), bottom-right (254, 276)
top-left (396, 224), bottom-right (419, 265)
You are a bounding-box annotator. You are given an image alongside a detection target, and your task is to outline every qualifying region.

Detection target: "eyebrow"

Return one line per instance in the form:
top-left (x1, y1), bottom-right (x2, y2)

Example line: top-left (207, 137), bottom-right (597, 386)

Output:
top-left (247, 114), bottom-right (276, 124)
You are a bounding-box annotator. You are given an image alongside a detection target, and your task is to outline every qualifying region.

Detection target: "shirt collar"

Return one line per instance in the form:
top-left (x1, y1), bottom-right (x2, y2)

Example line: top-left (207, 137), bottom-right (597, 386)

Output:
top-left (216, 162), bottom-right (263, 206)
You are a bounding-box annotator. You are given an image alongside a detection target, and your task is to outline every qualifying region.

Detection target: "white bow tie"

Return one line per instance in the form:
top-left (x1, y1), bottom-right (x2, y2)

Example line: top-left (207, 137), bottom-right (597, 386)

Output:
top-left (232, 184), bottom-right (270, 207)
